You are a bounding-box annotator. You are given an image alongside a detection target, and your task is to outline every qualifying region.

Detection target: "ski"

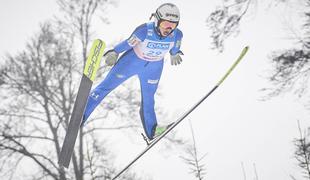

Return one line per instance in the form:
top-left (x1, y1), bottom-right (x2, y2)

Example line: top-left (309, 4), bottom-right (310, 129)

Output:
top-left (58, 39), bottom-right (106, 168)
top-left (112, 46), bottom-right (249, 180)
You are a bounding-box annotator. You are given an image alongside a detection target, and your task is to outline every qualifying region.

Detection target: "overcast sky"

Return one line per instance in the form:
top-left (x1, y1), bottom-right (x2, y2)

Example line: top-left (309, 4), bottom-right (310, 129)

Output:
top-left (1, 0), bottom-right (309, 180)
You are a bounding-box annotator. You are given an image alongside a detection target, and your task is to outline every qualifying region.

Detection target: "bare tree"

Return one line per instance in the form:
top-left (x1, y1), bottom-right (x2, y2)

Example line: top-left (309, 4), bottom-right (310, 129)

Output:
top-left (241, 162), bottom-right (247, 180)
top-left (261, 0), bottom-right (310, 101)
top-left (57, 0), bottom-right (116, 65)
top-left (0, 22), bottom-right (77, 180)
top-left (0, 21), bottom-right (144, 180)
top-left (294, 121), bottom-right (310, 180)
top-left (206, 0), bottom-right (252, 52)
top-left (263, 48), bottom-right (310, 98)
top-left (180, 120), bottom-right (207, 180)
top-left (206, 0), bottom-right (292, 52)
top-left (253, 163), bottom-right (259, 180)
top-left (240, 162), bottom-right (259, 180)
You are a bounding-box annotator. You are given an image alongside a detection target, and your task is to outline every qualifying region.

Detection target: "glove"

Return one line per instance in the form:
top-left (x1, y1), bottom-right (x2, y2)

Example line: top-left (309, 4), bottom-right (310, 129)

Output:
top-left (104, 50), bottom-right (119, 66)
top-left (170, 51), bottom-right (184, 66)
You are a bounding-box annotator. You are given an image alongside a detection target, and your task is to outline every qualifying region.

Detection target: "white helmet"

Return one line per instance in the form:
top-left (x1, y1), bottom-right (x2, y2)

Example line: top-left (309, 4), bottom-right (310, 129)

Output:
top-left (151, 3), bottom-right (180, 36)
top-left (154, 3), bottom-right (180, 23)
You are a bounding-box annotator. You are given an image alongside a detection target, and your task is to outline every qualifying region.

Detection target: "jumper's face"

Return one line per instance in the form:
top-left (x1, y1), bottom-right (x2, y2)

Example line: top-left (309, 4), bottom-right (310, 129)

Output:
top-left (158, 20), bottom-right (177, 36)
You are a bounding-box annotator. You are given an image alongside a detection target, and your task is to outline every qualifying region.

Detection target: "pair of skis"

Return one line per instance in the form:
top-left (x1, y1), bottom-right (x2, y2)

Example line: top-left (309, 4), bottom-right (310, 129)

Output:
top-left (58, 41), bottom-right (249, 179)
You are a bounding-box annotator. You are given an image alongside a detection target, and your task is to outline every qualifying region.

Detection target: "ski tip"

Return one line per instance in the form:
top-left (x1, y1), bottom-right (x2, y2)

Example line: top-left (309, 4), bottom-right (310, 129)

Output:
top-left (243, 46), bottom-right (249, 53)
top-left (95, 39), bottom-right (106, 47)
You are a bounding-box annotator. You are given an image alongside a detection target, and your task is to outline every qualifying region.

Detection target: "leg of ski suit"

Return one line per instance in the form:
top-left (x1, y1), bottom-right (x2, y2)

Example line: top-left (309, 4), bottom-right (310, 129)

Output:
top-left (83, 51), bottom-right (137, 122)
top-left (138, 60), bottom-right (163, 139)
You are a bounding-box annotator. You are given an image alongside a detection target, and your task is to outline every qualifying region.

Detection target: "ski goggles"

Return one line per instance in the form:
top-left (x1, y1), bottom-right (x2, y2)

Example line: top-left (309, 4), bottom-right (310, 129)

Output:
top-left (159, 20), bottom-right (178, 30)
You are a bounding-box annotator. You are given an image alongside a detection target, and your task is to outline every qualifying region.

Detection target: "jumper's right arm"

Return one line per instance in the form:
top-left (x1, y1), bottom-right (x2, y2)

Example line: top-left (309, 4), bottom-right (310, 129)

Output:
top-left (114, 24), bottom-right (147, 54)
top-left (104, 24), bottom-right (147, 66)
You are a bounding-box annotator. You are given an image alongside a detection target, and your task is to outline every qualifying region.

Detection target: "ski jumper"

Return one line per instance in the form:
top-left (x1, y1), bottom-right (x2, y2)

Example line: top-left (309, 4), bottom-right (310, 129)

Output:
top-left (83, 22), bottom-right (183, 139)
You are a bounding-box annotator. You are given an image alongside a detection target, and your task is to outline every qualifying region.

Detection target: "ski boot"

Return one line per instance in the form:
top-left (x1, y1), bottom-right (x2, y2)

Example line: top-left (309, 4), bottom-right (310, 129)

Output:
top-left (142, 123), bottom-right (174, 145)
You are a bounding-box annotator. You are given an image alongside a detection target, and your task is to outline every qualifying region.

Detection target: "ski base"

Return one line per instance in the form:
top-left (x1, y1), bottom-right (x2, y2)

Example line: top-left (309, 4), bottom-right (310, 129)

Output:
top-left (58, 39), bottom-right (106, 168)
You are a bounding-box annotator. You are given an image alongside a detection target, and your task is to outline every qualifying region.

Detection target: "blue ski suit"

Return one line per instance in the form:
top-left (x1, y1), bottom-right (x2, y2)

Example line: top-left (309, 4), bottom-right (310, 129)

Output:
top-left (83, 22), bottom-right (183, 139)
